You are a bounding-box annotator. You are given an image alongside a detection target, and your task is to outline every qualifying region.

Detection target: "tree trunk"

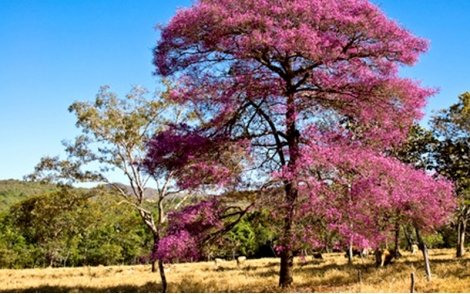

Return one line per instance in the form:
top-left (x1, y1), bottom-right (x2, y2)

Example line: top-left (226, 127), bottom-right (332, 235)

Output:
top-left (347, 244), bottom-right (353, 264)
top-left (158, 259), bottom-right (168, 293)
top-left (394, 221), bottom-right (401, 259)
top-left (279, 182), bottom-right (296, 288)
top-left (151, 260), bottom-right (157, 272)
top-left (456, 219), bottom-right (466, 258)
top-left (151, 234), bottom-right (158, 273)
top-left (278, 92), bottom-right (298, 289)
top-left (279, 248), bottom-right (294, 288)
top-left (404, 225), bottom-right (414, 251)
top-left (415, 227), bottom-right (431, 281)
top-left (136, 209), bottom-right (160, 273)
top-left (151, 233), bottom-right (168, 292)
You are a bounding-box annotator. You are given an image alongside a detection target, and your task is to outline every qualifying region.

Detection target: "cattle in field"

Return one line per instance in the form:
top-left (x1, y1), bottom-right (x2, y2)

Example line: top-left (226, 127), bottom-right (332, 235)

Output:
top-left (375, 248), bottom-right (395, 267)
top-left (345, 248), bottom-right (370, 259)
top-left (236, 256), bottom-right (246, 267)
top-left (312, 252), bottom-right (323, 259)
top-left (361, 248), bottom-right (371, 257)
top-left (411, 244), bottom-right (419, 254)
top-left (214, 258), bottom-right (225, 267)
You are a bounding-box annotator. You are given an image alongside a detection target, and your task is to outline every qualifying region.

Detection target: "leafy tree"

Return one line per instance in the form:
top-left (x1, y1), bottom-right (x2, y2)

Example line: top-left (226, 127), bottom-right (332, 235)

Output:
top-left (0, 211), bottom-right (38, 268)
top-left (215, 210), bottom-right (278, 259)
top-left (392, 126), bottom-right (437, 239)
top-left (0, 187), bottom-right (151, 268)
top-left (9, 188), bottom-right (92, 267)
top-left (27, 86), bottom-right (189, 291)
top-left (147, 0), bottom-right (454, 287)
top-left (392, 124), bottom-right (438, 170)
top-left (431, 92), bottom-right (470, 257)
top-left (156, 196), bottom-right (251, 263)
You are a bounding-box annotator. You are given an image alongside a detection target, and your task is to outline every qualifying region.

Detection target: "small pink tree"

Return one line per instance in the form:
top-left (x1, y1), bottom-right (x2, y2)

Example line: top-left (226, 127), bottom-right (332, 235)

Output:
top-left (148, 0), bottom-right (455, 287)
top-left (156, 198), bottom-right (223, 263)
top-left (155, 197), bottom-right (252, 263)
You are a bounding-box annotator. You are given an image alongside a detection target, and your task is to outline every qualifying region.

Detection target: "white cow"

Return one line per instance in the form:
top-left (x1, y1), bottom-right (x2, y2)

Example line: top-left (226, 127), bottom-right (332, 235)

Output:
top-left (411, 244), bottom-right (419, 255)
top-left (214, 258), bottom-right (225, 267)
top-left (236, 256), bottom-right (247, 267)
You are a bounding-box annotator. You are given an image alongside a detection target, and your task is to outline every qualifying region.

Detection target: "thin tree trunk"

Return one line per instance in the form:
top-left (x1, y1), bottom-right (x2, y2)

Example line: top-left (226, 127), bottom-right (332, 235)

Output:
top-left (456, 219), bottom-right (466, 258)
top-left (151, 234), bottom-right (158, 272)
top-left (151, 260), bottom-right (157, 272)
top-left (394, 221), bottom-right (401, 258)
top-left (415, 227), bottom-right (431, 281)
top-left (347, 243), bottom-right (353, 264)
top-left (158, 259), bottom-right (168, 293)
top-left (151, 233), bottom-right (168, 293)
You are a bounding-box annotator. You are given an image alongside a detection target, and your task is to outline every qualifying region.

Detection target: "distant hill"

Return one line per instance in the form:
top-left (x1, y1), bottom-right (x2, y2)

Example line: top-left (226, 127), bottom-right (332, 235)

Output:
top-left (0, 179), bottom-right (174, 212)
top-left (102, 183), bottom-right (161, 200)
top-left (0, 179), bottom-right (258, 211)
top-left (0, 179), bottom-right (59, 211)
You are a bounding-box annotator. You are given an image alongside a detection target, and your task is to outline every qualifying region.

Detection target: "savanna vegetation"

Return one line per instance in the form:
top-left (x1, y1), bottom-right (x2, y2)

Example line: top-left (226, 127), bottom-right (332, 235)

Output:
top-left (1, 0), bottom-right (469, 292)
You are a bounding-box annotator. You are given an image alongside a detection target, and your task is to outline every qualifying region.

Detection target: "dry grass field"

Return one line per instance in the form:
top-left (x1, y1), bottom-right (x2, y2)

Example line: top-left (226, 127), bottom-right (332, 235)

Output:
top-left (1, 249), bottom-right (470, 292)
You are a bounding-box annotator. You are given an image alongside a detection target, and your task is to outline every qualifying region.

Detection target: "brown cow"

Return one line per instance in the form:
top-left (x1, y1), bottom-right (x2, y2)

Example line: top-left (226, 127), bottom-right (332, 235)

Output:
top-left (375, 248), bottom-right (396, 267)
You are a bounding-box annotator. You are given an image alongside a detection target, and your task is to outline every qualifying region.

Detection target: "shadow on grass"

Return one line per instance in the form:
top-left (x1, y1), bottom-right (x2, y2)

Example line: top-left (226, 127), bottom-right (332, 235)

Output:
top-left (287, 254), bottom-right (470, 291)
top-left (1, 282), bottom-right (162, 293)
top-left (213, 260), bottom-right (279, 273)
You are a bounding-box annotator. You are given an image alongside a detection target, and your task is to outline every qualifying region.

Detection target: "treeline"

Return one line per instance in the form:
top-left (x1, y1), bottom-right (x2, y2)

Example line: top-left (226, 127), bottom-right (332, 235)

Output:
top-left (0, 183), bottom-right (277, 268)
top-left (0, 180), bottom-right (464, 269)
top-left (0, 185), bottom-right (152, 268)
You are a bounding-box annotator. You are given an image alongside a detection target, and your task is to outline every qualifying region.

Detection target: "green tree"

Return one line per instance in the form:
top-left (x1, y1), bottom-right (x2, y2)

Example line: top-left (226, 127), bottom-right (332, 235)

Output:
top-left (0, 211), bottom-right (38, 268)
top-left (207, 209), bottom-right (278, 259)
top-left (8, 188), bottom-right (90, 267)
top-left (431, 92), bottom-right (470, 257)
top-left (26, 86), bottom-right (189, 291)
top-left (392, 124), bottom-right (438, 170)
top-left (1, 187), bottom-right (151, 268)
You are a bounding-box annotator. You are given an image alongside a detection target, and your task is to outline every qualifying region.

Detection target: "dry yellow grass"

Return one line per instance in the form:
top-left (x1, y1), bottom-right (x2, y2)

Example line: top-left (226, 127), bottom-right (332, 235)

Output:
top-left (1, 249), bottom-right (470, 292)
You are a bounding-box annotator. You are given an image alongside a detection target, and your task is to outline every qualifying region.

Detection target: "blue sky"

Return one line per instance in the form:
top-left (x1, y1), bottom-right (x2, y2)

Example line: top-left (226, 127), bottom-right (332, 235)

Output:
top-left (0, 0), bottom-right (469, 182)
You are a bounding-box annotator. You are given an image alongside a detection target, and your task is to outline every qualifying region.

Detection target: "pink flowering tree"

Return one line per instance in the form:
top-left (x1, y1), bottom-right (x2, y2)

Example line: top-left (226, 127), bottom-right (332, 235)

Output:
top-left (148, 0), bottom-right (455, 287)
top-left (296, 132), bottom-right (455, 255)
top-left (155, 198), bottom-right (223, 263)
top-left (154, 197), bottom-right (252, 263)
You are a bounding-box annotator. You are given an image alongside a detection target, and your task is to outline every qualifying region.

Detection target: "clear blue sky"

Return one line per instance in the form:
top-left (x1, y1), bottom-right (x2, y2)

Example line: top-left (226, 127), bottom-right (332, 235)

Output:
top-left (0, 0), bottom-right (469, 182)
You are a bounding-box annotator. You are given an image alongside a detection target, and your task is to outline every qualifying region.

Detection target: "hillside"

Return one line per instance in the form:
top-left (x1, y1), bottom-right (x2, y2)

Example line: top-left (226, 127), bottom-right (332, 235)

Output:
top-left (0, 179), bottom-right (58, 210)
top-left (0, 179), bottom-right (190, 212)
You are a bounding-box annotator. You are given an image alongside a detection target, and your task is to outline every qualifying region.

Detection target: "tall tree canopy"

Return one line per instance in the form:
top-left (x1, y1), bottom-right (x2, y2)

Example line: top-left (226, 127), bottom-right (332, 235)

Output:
top-left (432, 93), bottom-right (470, 257)
top-left (27, 86), bottom-right (188, 292)
top-left (147, 0), bottom-right (455, 287)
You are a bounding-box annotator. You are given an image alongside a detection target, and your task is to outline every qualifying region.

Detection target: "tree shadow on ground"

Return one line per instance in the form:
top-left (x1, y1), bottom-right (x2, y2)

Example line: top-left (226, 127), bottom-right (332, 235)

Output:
top-left (1, 282), bottom-right (162, 293)
top-left (285, 254), bottom-right (470, 291)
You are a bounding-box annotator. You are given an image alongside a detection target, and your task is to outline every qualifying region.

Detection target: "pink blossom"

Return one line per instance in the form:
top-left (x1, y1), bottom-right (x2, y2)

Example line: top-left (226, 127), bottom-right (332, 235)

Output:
top-left (149, 0), bottom-right (456, 273)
